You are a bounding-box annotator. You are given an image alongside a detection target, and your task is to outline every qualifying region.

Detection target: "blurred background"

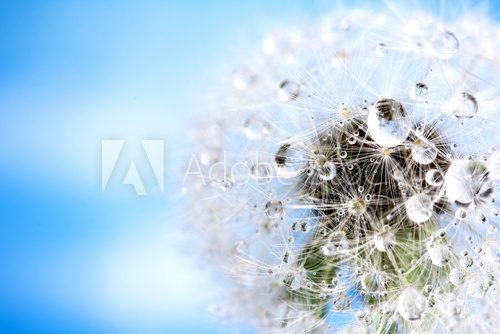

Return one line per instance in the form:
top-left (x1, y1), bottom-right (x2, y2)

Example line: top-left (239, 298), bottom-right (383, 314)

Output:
top-left (0, 1), bottom-right (495, 333)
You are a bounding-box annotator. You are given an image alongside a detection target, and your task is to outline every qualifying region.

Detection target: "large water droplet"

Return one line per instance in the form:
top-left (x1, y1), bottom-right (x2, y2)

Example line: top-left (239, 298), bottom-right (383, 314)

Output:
top-left (445, 160), bottom-right (494, 208)
top-left (405, 193), bottom-right (433, 224)
top-left (265, 200), bottom-right (283, 219)
top-left (368, 98), bottom-right (411, 147)
top-left (397, 287), bottom-right (427, 321)
top-left (310, 154), bottom-right (337, 181)
top-left (411, 137), bottom-right (437, 164)
top-left (409, 82), bottom-right (429, 101)
top-left (429, 31), bottom-right (459, 59)
top-left (322, 231), bottom-right (349, 256)
top-left (449, 92), bottom-right (478, 119)
top-left (279, 80), bottom-right (300, 101)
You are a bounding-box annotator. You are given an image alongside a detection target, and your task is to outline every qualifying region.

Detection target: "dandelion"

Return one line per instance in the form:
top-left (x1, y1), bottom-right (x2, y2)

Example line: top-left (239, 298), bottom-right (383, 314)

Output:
top-left (184, 1), bottom-right (499, 333)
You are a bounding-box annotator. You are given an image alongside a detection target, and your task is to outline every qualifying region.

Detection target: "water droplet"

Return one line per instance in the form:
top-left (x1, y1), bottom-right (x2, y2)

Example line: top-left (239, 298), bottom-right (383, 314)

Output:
top-left (405, 193), bottom-right (433, 224)
top-left (460, 255), bottom-right (473, 268)
top-left (373, 225), bottom-right (396, 252)
top-left (361, 271), bottom-right (387, 295)
top-left (411, 137), bottom-right (438, 164)
top-left (264, 200), bottom-right (283, 219)
top-left (243, 116), bottom-right (273, 140)
top-left (310, 154), bottom-right (337, 181)
top-left (409, 82), bottom-right (429, 101)
top-left (429, 31), bottom-right (459, 60)
top-left (427, 241), bottom-right (450, 267)
top-left (449, 92), bottom-right (478, 119)
top-left (368, 98), bottom-right (411, 147)
top-left (348, 198), bottom-right (366, 216)
top-left (348, 136), bottom-right (357, 144)
top-left (397, 287), bottom-right (427, 321)
top-left (376, 43), bottom-right (388, 57)
top-left (449, 268), bottom-right (465, 286)
top-left (339, 151), bottom-right (348, 159)
top-left (488, 224), bottom-right (497, 234)
top-left (454, 208), bottom-right (467, 220)
top-left (279, 80), bottom-right (300, 101)
top-left (425, 169), bottom-right (443, 187)
top-left (275, 142), bottom-right (309, 178)
top-left (445, 160), bottom-right (494, 208)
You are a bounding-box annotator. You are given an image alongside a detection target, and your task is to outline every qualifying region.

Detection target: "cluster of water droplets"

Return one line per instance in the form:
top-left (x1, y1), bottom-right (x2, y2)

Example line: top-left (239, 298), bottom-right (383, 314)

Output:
top-left (185, 3), bottom-right (500, 334)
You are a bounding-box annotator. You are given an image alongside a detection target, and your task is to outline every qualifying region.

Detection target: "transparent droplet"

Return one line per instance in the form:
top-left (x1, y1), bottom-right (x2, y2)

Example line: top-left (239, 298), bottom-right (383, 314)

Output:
top-left (460, 255), bottom-right (473, 268)
top-left (427, 241), bottom-right (450, 267)
top-left (279, 80), bottom-right (300, 101)
top-left (449, 92), bottom-right (478, 119)
top-left (361, 271), bottom-right (387, 295)
top-left (445, 160), bottom-right (494, 208)
top-left (409, 82), bottom-right (429, 101)
top-left (376, 43), bottom-right (388, 57)
top-left (368, 98), bottom-right (411, 147)
top-left (429, 31), bottom-right (459, 60)
top-left (264, 200), bottom-right (283, 219)
top-left (488, 224), bottom-right (497, 234)
top-left (425, 169), bottom-right (443, 187)
top-left (373, 225), bottom-right (396, 252)
top-left (243, 116), bottom-right (273, 140)
top-left (397, 287), bottom-right (427, 321)
top-left (466, 273), bottom-right (492, 298)
top-left (449, 268), bottom-right (465, 286)
top-left (454, 208), bottom-right (467, 220)
top-left (411, 137), bottom-right (438, 165)
top-left (405, 193), bottom-right (433, 224)
top-left (339, 151), bottom-right (348, 159)
top-left (275, 142), bottom-right (309, 178)
top-left (348, 136), bottom-right (357, 145)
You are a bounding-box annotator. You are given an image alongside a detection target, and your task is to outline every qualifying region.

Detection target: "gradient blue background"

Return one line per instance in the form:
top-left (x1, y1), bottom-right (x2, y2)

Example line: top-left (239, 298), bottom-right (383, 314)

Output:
top-left (0, 1), bottom-right (497, 333)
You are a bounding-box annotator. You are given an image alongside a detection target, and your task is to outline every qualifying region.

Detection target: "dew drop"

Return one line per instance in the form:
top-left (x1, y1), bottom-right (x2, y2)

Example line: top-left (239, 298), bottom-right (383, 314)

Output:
top-left (243, 116), bottom-right (273, 140)
top-left (429, 31), bottom-right (459, 60)
top-left (425, 169), bottom-right (443, 186)
top-left (279, 80), bottom-right (300, 101)
top-left (373, 225), bottom-right (396, 252)
top-left (348, 136), bottom-right (357, 145)
top-left (449, 268), bottom-right (465, 286)
top-left (488, 224), bottom-right (497, 234)
top-left (368, 98), bottom-right (411, 147)
top-left (397, 287), bottom-right (427, 321)
top-left (427, 241), bottom-right (450, 267)
top-left (264, 200), bottom-right (283, 219)
top-left (445, 160), bottom-right (494, 208)
top-left (409, 82), bottom-right (429, 101)
top-left (449, 92), bottom-right (478, 119)
top-left (275, 142), bottom-right (309, 178)
top-left (411, 137), bottom-right (438, 165)
top-left (405, 193), bottom-right (433, 224)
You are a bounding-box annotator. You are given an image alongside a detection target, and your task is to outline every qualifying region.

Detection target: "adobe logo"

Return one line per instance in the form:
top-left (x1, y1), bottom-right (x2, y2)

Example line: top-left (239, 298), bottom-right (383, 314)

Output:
top-left (101, 139), bottom-right (164, 195)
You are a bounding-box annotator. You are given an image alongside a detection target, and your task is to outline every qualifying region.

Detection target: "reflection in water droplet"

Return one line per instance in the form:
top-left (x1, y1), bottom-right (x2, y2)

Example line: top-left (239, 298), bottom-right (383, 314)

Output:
top-left (368, 98), bottom-right (411, 147)
top-left (265, 200), bottom-right (283, 219)
top-left (449, 92), bottom-right (478, 119)
top-left (405, 193), bottom-right (433, 224)
top-left (373, 225), bottom-right (396, 252)
top-left (397, 287), bottom-right (427, 321)
top-left (409, 82), bottom-right (429, 101)
top-left (430, 31), bottom-right (459, 59)
top-left (279, 80), bottom-right (300, 101)
top-left (427, 241), bottom-right (450, 267)
top-left (449, 268), bottom-right (465, 286)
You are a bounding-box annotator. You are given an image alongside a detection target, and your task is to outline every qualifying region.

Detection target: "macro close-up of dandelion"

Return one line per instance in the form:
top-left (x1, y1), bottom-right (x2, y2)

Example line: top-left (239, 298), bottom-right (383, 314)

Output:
top-left (184, 1), bottom-right (500, 333)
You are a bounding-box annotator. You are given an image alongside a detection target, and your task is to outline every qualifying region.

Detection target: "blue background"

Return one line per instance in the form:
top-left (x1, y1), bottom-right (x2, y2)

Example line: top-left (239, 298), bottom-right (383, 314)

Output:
top-left (0, 1), bottom-right (496, 333)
